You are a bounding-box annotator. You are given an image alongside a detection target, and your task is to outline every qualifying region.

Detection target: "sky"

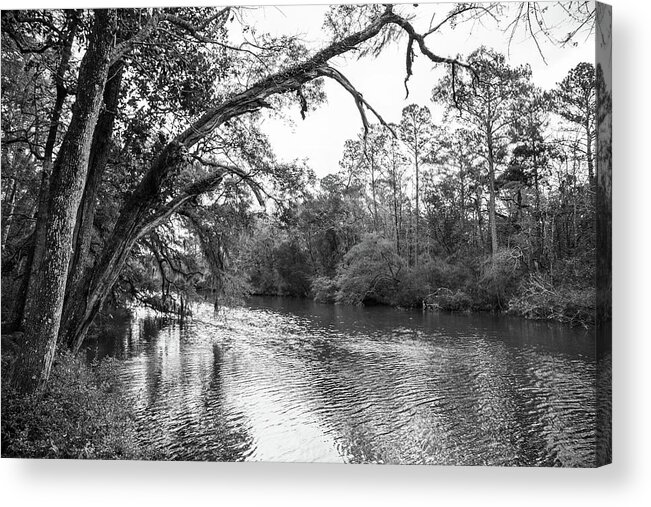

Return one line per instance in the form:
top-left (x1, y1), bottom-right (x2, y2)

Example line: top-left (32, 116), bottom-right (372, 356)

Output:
top-left (236, 2), bottom-right (595, 178)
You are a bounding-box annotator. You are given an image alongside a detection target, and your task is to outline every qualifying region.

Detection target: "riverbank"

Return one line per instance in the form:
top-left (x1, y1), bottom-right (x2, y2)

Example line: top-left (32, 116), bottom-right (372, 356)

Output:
top-left (244, 241), bottom-right (596, 328)
top-left (253, 275), bottom-right (596, 328)
top-left (1, 349), bottom-right (153, 460)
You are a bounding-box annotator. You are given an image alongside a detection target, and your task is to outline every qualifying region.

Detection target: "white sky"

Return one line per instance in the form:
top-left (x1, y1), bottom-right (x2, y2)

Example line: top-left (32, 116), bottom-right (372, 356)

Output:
top-left (239, 3), bottom-right (595, 177)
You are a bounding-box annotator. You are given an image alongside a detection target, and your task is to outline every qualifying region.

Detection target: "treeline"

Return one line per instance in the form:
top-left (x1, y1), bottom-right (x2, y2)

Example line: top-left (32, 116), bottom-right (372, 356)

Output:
top-left (233, 52), bottom-right (601, 326)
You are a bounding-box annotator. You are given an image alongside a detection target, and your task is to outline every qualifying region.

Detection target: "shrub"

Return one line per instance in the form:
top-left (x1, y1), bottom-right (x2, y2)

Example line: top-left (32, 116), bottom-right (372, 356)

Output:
top-left (552, 253), bottom-right (596, 287)
top-left (273, 240), bottom-right (313, 296)
top-left (478, 248), bottom-right (523, 310)
top-left (423, 256), bottom-right (473, 291)
top-left (335, 234), bottom-right (403, 305)
top-left (508, 273), bottom-right (595, 326)
top-left (437, 290), bottom-right (473, 312)
top-left (311, 276), bottom-right (339, 303)
top-left (390, 266), bottom-right (431, 307)
top-left (1, 351), bottom-right (148, 460)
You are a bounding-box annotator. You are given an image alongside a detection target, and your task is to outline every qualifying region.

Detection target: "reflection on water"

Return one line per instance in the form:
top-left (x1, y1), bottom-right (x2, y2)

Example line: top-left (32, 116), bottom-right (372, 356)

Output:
top-left (86, 297), bottom-right (600, 466)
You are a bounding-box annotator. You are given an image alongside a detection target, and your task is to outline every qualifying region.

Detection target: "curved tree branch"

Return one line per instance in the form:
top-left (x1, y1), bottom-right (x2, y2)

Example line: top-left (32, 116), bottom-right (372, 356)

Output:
top-left (318, 65), bottom-right (396, 138)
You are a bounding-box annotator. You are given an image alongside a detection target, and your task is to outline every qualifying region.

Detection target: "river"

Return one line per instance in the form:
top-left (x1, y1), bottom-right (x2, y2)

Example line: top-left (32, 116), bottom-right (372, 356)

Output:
top-left (86, 296), bottom-right (600, 466)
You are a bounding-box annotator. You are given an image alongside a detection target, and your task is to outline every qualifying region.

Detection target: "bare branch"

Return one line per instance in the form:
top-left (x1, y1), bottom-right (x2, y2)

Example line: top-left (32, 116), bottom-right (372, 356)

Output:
top-left (526, 4), bottom-right (548, 65)
top-left (158, 9), bottom-right (268, 59)
top-left (391, 14), bottom-right (477, 97)
top-left (318, 66), bottom-right (396, 138)
top-left (424, 4), bottom-right (497, 37)
top-left (403, 36), bottom-right (415, 99)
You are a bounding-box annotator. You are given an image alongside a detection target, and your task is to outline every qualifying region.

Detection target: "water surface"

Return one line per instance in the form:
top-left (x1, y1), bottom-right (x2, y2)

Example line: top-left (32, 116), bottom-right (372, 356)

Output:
top-left (87, 297), bottom-right (599, 466)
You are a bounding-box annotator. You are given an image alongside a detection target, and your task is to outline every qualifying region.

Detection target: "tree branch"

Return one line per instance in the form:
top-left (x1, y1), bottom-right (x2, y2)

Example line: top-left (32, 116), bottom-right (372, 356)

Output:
top-left (191, 155), bottom-right (266, 206)
top-left (110, 10), bottom-right (163, 65)
top-left (318, 65), bottom-right (396, 138)
top-left (136, 169), bottom-right (226, 240)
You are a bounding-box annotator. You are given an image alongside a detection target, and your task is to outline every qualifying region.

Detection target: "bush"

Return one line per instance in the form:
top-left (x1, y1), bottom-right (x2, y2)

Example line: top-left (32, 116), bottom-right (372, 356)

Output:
top-left (552, 254), bottom-right (596, 287)
top-left (478, 248), bottom-right (523, 310)
top-left (273, 240), bottom-right (313, 296)
top-left (311, 276), bottom-right (339, 303)
top-left (436, 289), bottom-right (473, 312)
top-left (1, 351), bottom-right (149, 460)
top-left (335, 234), bottom-right (404, 305)
top-left (330, 240), bottom-right (473, 308)
top-left (390, 266), bottom-right (431, 307)
top-left (423, 256), bottom-right (473, 291)
top-left (508, 273), bottom-right (595, 326)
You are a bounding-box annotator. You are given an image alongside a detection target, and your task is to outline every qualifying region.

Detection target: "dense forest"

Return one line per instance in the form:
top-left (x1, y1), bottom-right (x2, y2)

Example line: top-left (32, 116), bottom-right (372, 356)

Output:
top-left (1, 2), bottom-right (610, 459)
top-left (235, 54), bottom-right (601, 325)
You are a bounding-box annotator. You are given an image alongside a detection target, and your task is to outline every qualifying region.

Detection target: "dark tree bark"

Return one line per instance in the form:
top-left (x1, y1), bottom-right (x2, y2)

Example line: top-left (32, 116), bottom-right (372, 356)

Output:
top-left (390, 148), bottom-right (402, 256)
top-left (11, 10), bottom-right (117, 393)
top-left (71, 62), bottom-right (124, 279)
top-left (586, 111), bottom-right (595, 185)
top-left (13, 12), bottom-right (79, 328)
top-left (61, 62), bottom-right (124, 348)
top-left (369, 148), bottom-right (379, 233)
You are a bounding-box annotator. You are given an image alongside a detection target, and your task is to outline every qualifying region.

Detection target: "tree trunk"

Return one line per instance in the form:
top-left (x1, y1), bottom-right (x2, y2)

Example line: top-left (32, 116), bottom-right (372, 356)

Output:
top-left (17, 12), bottom-right (79, 328)
top-left (1, 177), bottom-right (18, 251)
top-left (474, 188), bottom-right (484, 250)
top-left (414, 149), bottom-right (419, 267)
top-left (459, 164), bottom-right (466, 242)
top-left (370, 149), bottom-right (378, 233)
top-left (61, 62), bottom-right (124, 347)
top-left (586, 115), bottom-right (595, 186)
top-left (487, 140), bottom-right (499, 257)
top-left (11, 10), bottom-right (117, 393)
top-left (392, 166), bottom-right (400, 256)
top-left (63, 141), bottom-right (191, 353)
top-left (533, 142), bottom-right (543, 261)
top-left (70, 62), bottom-right (124, 280)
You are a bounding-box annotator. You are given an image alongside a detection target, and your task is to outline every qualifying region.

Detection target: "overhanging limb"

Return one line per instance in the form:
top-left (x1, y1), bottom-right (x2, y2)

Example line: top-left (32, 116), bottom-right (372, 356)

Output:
top-left (318, 65), bottom-right (397, 139)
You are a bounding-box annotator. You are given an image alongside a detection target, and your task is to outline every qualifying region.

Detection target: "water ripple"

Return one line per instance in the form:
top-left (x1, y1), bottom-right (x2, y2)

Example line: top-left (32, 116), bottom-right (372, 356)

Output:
top-left (93, 297), bottom-right (598, 466)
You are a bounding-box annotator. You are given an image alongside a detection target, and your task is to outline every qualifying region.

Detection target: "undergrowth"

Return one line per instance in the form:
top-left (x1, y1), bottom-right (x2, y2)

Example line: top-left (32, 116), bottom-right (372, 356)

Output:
top-left (2, 351), bottom-right (153, 460)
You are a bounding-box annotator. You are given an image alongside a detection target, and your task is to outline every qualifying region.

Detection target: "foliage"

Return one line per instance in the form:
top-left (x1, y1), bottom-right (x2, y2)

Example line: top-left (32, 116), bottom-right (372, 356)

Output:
top-left (236, 218), bottom-right (314, 297)
top-left (427, 289), bottom-right (473, 312)
top-left (311, 276), bottom-right (338, 304)
top-left (1, 351), bottom-right (152, 459)
top-left (273, 240), bottom-right (312, 296)
top-left (551, 62), bottom-right (596, 126)
top-left (508, 273), bottom-right (595, 326)
top-left (478, 248), bottom-right (523, 310)
top-left (335, 234), bottom-right (404, 305)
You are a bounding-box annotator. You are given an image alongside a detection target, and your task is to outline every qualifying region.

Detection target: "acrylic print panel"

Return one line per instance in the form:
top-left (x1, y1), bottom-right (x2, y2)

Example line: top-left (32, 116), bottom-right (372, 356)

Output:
top-left (1, 2), bottom-right (611, 467)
